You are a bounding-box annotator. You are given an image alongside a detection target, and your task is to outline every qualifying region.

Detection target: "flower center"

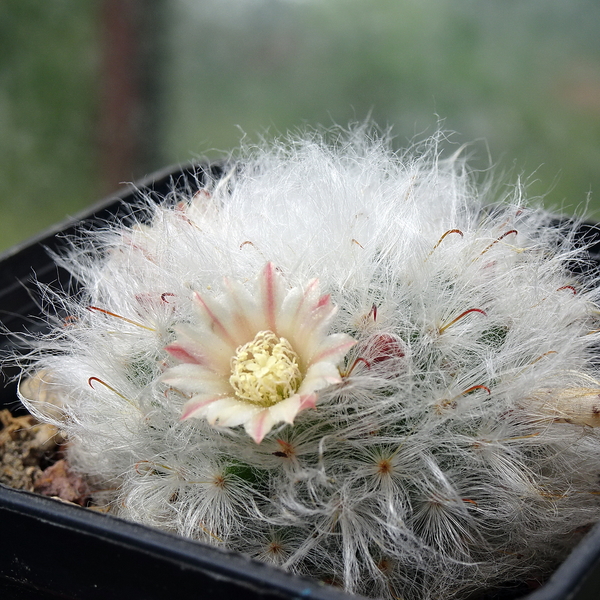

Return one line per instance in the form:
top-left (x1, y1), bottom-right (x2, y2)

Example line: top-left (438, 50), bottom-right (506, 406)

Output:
top-left (229, 330), bottom-right (302, 407)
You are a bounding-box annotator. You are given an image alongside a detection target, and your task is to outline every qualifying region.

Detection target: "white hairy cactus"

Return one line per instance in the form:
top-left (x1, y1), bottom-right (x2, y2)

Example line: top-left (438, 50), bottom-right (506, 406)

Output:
top-left (17, 127), bottom-right (600, 600)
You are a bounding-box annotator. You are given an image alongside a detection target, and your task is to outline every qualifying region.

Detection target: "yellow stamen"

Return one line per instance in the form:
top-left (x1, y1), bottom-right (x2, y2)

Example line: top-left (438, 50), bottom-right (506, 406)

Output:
top-left (229, 331), bottom-right (302, 407)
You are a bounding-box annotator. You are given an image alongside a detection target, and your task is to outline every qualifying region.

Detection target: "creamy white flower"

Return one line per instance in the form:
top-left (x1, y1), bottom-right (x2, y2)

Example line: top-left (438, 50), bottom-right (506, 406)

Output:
top-left (161, 262), bottom-right (356, 443)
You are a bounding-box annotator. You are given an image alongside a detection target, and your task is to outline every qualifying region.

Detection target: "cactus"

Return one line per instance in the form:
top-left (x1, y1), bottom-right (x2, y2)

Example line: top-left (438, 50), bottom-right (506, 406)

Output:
top-left (17, 127), bottom-right (600, 600)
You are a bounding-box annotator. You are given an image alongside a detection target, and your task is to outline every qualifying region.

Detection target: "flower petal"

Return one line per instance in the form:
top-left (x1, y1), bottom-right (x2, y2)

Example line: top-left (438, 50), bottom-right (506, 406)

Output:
top-left (181, 394), bottom-right (229, 420)
top-left (245, 409), bottom-right (277, 444)
top-left (164, 343), bottom-right (206, 365)
top-left (193, 291), bottom-right (240, 348)
top-left (169, 323), bottom-right (232, 374)
top-left (204, 397), bottom-right (257, 427)
top-left (161, 364), bottom-right (230, 395)
top-left (268, 394), bottom-right (302, 424)
top-left (223, 277), bottom-right (262, 340)
top-left (299, 361), bottom-right (343, 395)
top-left (165, 266), bottom-right (357, 444)
top-left (309, 333), bottom-right (357, 365)
top-left (299, 393), bottom-right (318, 410)
top-left (278, 278), bottom-right (319, 333)
top-left (260, 262), bottom-right (284, 333)
top-left (268, 393), bottom-right (317, 425)
top-left (306, 294), bottom-right (337, 330)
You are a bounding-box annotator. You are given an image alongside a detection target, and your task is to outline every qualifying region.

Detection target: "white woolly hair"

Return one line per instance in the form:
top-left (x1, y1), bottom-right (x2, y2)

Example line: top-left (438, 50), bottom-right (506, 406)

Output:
top-left (16, 125), bottom-right (600, 600)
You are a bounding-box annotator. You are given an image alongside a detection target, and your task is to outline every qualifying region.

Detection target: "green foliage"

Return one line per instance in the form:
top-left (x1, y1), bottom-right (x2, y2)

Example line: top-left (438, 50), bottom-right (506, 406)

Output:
top-left (0, 1), bottom-right (100, 251)
top-left (224, 459), bottom-right (267, 487)
top-left (478, 326), bottom-right (509, 350)
top-left (126, 354), bottom-right (159, 389)
top-left (3, 0), bottom-right (600, 253)
top-left (163, 0), bottom-right (600, 216)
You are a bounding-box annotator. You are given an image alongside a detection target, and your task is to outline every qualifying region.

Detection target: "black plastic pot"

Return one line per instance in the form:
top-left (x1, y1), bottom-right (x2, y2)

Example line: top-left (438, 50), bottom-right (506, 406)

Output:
top-left (2, 163), bottom-right (600, 600)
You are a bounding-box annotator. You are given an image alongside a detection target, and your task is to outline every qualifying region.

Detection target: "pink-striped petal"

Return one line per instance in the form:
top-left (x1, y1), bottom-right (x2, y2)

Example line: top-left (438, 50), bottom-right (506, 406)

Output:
top-left (164, 343), bottom-right (206, 365)
top-left (193, 291), bottom-right (238, 348)
top-left (314, 294), bottom-right (331, 310)
top-left (267, 393), bottom-right (318, 426)
top-left (244, 409), bottom-right (277, 444)
top-left (164, 266), bottom-right (357, 444)
top-left (161, 364), bottom-right (229, 395)
top-left (260, 262), bottom-right (282, 333)
top-left (307, 294), bottom-right (336, 324)
top-left (268, 395), bottom-right (302, 424)
top-left (279, 278), bottom-right (319, 330)
top-left (170, 324), bottom-right (231, 374)
top-left (310, 333), bottom-right (357, 365)
top-left (299, 393), bottom-right (317, 410)
top-left (299, 361), bottom-right (342, 395)
top-left (223, 277), bottom-right (261, 340)
top-left (204, 397), bottom-right (256, 427)
top-left (181, 394), bottom-right (229, 420)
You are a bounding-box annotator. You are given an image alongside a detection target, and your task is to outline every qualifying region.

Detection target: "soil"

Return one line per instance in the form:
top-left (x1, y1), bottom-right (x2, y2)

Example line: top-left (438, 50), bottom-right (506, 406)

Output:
top-left (0, 409), bottom-right (89, 505)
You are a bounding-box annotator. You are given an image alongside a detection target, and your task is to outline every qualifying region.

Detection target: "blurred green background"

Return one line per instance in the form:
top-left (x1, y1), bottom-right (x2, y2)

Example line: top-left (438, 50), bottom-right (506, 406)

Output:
top-left (2, 0), bottom-right (600, 253)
